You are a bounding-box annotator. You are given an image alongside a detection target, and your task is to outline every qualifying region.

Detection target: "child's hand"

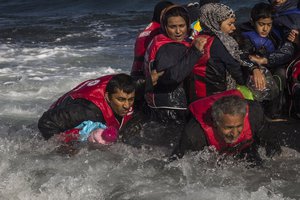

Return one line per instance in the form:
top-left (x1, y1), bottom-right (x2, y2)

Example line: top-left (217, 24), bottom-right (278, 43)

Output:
top-left (249, 55), bottom-right (268, 65)
top-left (287, 29), bottom-right (299, 45)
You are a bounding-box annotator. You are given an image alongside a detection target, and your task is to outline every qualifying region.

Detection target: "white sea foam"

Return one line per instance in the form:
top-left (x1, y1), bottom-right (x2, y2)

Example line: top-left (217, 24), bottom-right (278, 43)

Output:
top-left (0, 1), bottom-right (299, 199)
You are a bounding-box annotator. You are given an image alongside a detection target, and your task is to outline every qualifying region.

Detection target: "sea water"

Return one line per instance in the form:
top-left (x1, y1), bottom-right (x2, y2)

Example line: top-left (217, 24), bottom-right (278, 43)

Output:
top-left (0, 0), bottom-right (299, 199)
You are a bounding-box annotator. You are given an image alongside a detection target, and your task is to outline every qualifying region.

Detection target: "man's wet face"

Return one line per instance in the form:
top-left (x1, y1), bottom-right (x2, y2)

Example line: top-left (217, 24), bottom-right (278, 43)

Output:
top-left (106, 89), bottom-right (135, 117)
top-left (216, 114), bottom-right (244, 143)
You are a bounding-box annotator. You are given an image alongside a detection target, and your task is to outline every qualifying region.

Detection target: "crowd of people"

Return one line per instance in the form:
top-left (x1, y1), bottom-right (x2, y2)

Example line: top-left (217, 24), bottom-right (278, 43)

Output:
top-left (38, 0), bottom-right (300, 165)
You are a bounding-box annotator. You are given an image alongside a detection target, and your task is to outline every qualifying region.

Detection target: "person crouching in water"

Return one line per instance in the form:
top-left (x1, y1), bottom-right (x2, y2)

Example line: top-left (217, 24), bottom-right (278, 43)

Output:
top-left (172, 90), bottom-right (282, 166)
top-left (38, 73), bottom-right (135, 145)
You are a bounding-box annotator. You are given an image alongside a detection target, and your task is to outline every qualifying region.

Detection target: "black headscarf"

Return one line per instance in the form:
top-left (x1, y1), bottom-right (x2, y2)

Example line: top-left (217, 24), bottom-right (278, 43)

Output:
top-left (152, 1), bottom-right (174, 23)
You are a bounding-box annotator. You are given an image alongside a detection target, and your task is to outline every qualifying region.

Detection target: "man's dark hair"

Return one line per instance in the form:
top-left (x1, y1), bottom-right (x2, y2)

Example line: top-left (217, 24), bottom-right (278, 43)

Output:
top-left (152, 1), bottom-right (174, 23)
top-left (251, 3), bottom-right (274, 22)
top-left (106, 73), bottom-right (136, 96)
top-left (211, 95), bottom-right (247, 126)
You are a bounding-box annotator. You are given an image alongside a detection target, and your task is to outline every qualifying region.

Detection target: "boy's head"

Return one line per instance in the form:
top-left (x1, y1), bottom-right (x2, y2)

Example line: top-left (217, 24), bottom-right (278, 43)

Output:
top-left (251, 3), bottom-right (273, 37)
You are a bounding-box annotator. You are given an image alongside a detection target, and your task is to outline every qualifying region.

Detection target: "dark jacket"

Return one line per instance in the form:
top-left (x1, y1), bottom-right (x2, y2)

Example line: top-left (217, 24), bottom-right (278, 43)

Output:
top-left (173, 100), bottom-right (281, 158)
top-left (271, 0), bottom-right (300, 35)
top-left (238, 22), bottom-right (295, 69)
top-left (189, 32), bottom-right (250, 101)
top-left (38, 97), bottom-right (108, 140)
top-left (144, 36), bottom-right (203, 110)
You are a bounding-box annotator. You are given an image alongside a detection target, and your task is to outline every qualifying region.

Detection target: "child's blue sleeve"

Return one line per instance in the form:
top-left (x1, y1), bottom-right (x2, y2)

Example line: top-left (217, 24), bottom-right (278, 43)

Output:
top-left (75, 120), bottom-right (107, 141)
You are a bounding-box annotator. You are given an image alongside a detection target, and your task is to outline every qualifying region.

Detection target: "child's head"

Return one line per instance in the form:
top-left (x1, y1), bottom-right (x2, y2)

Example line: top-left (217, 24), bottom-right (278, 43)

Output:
top-left (251, 3), bottom-right (273, 37)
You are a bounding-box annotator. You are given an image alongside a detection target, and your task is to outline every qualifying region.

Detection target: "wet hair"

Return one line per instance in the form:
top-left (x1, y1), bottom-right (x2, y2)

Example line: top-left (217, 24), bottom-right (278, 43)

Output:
top-left (199, 0), bottom-right (221, 7)
top-left (160, 5), bottom-right (191, 36)
top-left (152, 1), bottom-right (174, 23)
top-left (251, 3), bottom-right (274, 22)
top-left (106, 73), bottom-right (136, 96)
top-left (211, 95), bottom-right (247, 126)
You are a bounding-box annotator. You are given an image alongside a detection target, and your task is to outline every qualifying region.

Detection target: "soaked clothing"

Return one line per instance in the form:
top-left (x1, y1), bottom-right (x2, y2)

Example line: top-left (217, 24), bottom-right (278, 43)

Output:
top-left (38, 75), bottom-right (133, 140)
top-left (173, 99), bottom-right (282, 159)
top-left (38, 98), bottom-right (106, 140)
top-left (119, 110), bottom-right (186, 152)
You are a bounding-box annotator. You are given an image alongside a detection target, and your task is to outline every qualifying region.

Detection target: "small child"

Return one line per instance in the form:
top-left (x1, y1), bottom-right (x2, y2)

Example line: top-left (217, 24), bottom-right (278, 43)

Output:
top-left (60, 121), bottom-right (118, 145)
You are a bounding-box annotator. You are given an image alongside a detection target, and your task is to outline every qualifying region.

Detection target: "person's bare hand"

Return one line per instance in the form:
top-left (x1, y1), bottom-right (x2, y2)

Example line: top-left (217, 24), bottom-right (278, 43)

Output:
top-left (151, 69), bottom-right (164, 86)
top-left (287, 29), bottom-right (300, 45)
top-left (249, 55), bottom-right (268, 65)
top-left (193, 36), bottom-right (207, 53)
top-left (252, 68), bottom-right (266, 90)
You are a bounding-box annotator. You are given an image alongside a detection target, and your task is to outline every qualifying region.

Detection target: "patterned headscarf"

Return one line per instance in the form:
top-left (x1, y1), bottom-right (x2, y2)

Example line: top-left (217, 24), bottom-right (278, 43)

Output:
top-left (199, 3), bottom-right (242, 63)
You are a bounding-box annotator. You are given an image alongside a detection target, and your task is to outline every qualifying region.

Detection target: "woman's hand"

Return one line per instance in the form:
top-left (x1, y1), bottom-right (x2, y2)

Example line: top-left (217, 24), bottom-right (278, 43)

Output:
top-left (151, 69), bottom-right (164, 86)
top-left (252, 68), bottom-right (266, 90)
top-left (193, 36), bottom-right (207, 53)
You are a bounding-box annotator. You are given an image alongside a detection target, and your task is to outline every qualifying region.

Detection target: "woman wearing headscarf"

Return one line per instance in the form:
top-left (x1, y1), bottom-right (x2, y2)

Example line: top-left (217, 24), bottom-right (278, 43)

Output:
top-left (189, 3), bottom-right (266, 101)
top-left (119, 6), bottom-right (207, 150)
top-left (143, 5), bottom-right (207, 124)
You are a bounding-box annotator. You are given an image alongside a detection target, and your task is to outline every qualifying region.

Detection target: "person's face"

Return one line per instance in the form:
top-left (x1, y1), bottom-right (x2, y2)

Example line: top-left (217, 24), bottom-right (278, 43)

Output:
top-left (271, 0), bottom-right (288, 6)
top-left (255, 17), bottom-right (273, 37)
top-left (216, 114), bottom-right (244, 144)
top-left (105, 89), bottom-right (135, 117)
top-left (165, 16), bottom-right (188, 42)
top-left (220, 17), bottom-right (236, 34)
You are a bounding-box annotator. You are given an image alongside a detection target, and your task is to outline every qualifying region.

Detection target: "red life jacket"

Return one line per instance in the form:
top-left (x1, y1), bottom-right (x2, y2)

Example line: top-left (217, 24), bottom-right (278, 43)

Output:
top-left (51, 74), bottom-right (133, 130)
top-left (131, 22), bottom-right (161, 77)
top-left (291, 60), bottom-right (300, 81)
top-left (191, 34), bottom-right (215, 99)
top-left (144, 33), bottom-right (191, 108)
top-left (287, 56), bottom-right (300, 117)
top-left (189, 90), bottom-right (254, 154)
